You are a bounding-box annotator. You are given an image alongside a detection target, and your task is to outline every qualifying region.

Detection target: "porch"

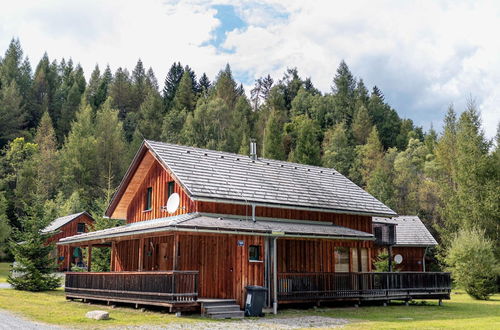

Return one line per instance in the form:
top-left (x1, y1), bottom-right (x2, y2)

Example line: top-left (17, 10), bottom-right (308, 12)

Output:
top-left (65, 271), bottom-right (451, 311)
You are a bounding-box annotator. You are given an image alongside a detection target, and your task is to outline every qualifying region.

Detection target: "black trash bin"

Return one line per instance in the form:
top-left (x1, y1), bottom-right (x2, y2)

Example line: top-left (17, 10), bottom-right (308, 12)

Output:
top-left (245, 285), bottom-right (267, 317)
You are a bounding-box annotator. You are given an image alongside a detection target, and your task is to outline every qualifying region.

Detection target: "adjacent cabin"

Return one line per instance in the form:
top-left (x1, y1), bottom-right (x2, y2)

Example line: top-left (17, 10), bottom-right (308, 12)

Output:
top-left (59, 140), bottom-right (450, 315)
top-left (372, 216), bottom-right (438, 272)
top-left (43, 212), bottom-right (95, 271)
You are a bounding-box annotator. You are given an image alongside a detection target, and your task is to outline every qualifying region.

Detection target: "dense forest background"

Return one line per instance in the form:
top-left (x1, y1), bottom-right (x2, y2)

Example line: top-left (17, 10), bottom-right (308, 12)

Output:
top-left (0, 38), bottom-right (498, 262)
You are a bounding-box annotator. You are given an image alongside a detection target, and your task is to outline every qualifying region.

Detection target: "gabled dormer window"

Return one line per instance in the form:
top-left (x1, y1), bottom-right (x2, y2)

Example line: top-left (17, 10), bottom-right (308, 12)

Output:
top-left (77, 223), bottom-right (86, 233)
top-left (145, 187), bottom-right (152, 211)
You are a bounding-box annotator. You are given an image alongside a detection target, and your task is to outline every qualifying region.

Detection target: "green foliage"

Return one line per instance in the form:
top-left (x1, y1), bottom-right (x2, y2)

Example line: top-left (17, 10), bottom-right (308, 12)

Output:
top-left (322, 122), bottom-right (353, 175)
top-left (444, 227), bottom-right (498, 300)
top-left (7, 203), bottom-right (61, 291)
top-left (373, 251), bottom-right (390, 272)
top-left (286, 115), bottom-right (321, 166)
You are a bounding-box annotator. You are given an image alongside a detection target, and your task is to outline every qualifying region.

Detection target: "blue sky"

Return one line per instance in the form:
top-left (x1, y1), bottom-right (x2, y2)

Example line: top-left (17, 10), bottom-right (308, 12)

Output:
top-left (0, 0), bottom-right (498, 138)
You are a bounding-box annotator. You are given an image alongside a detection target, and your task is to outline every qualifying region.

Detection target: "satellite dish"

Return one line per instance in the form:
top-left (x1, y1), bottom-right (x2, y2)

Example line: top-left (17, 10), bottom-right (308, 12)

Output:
top-left (394, 254), bottom-right (403, 264)
top-left (166, 193), bottom-right (180, 213)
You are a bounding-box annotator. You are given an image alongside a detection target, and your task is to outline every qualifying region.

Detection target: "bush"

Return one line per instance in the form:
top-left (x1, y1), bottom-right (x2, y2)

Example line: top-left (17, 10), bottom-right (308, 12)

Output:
top-left (445, 227), bottom-right (498, 300)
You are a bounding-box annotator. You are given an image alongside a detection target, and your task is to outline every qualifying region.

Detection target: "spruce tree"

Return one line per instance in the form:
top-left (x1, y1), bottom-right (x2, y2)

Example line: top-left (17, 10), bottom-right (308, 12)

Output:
top-left (34, 112), bottom-right (59, 201)
top-left (263, 109), bottom-right (285, 160)
top-left (287, 115), bottom-right (321, 166)
top-left (352, 105), bottom-right (372, 145)
top-left (8, 202), bottom-right (61, 291)
top-left (0, 81), bottom-right (25, 147)
top-left (332, 60), bottom-right (356, 125)
top-left (162, 62), bottom-right (184, 110)
top-left (322, 122), bottom-right (354, 175)
top-left (136, 89), bottom-right (164, 140)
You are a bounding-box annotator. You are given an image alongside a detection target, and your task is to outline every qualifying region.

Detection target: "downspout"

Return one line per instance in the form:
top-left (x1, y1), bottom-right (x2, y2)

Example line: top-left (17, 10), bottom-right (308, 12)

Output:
top-left (422, 246), bottom-right (429, 272)
top-left (272, 236), bottom-right (278, 315)
top-left (252, 203), bottom-right (256, 223)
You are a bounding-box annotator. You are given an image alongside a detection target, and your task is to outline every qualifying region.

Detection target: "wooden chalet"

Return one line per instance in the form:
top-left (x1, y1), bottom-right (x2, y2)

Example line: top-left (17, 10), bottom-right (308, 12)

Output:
top-left (43, 211), bottom-right (95, 271)
top-left (58, 140), bottom-right (451, 315)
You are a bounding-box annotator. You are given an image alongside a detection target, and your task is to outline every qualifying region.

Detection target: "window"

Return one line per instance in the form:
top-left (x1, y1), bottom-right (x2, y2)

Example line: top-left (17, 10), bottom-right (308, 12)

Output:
top-left (249, 245), bottom-right (260, 261)
top-left (77, 223), bottom-right (86, 233)
top-left (167, 181), bottom-right (175, 198)
top-left (145, 187), bottom-right (152, 210)
top-left (351, 247), bottom-right (369, 272)
top-left (335, 247), bottom-right (350, 272)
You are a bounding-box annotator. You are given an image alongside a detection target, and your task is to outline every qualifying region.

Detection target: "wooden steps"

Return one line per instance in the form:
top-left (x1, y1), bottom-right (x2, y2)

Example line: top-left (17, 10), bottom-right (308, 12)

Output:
top-left (199, 299), bottom-right (244, 319)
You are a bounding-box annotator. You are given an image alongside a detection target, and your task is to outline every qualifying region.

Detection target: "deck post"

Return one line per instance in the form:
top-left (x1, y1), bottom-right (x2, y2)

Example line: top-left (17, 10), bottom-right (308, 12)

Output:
top-left (87, 244), bottom-right (92, 271)
top-left (173, 233), bottom-right (179, 270)
top-left (272, 237), bottom-right (278, 315)
top-left (110, 241), bottom-right (115, 271)
top-left (138, 238), bottom-right (144, 271)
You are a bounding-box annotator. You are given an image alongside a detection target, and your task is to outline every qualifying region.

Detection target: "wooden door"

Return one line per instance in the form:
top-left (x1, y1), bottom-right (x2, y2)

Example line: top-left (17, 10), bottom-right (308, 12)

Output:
top-left (157, 242), bottom-right (169, 270)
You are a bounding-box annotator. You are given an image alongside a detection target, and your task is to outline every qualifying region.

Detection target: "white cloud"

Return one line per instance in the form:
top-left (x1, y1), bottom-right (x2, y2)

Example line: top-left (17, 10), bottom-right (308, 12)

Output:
top-left (0, 0), bottom-right (499, 138)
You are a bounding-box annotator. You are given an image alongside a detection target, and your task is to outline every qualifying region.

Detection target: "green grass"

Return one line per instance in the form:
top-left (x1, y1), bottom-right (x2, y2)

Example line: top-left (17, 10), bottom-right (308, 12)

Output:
top-left (0, 288), bottom-right (210, 328)
top-left (0, 262), bottom-right (10, 283)
top-left (0, 287), bottom-right (498, 329)
top-left (278, 292), bottom-right (500, 329)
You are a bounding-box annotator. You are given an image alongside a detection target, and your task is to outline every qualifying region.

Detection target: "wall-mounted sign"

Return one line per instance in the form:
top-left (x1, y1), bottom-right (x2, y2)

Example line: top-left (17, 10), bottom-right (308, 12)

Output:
top-left (394, 254), bottom-right (403, 264)
top-left (237, 240), bottom-right (245, 247)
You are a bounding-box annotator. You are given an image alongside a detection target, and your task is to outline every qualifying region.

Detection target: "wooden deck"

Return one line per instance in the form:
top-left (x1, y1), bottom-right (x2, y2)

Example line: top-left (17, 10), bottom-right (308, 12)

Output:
top-left (278, 272), bottom-right (451, 303)
top-left (65, 271), bottom-right (199, 312)
top-left (65, 271), bottom-right (451, 312)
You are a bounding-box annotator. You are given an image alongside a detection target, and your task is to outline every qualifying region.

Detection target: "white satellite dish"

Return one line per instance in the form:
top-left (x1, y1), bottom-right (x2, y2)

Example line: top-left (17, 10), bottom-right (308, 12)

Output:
top-left (166, 193), bottom-right (180, 213)
top-left (394, 254), bottom-right (403, 264)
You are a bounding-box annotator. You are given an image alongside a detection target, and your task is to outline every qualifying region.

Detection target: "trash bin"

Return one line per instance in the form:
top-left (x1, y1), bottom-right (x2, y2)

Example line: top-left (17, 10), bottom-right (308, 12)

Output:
top-left (245, 285), bottom-right (267, 317)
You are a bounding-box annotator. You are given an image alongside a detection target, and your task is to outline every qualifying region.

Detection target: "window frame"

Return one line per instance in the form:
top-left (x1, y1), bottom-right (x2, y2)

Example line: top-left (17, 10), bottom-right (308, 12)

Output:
top-left (334, 247), bottom-right (350, 272)
top-left (76, 222), bottom-right (86, 233)
top-left (145, 187), bottom-right (153, 211)
top-left (249, 245), bottom-right (261, 262)
top-left (167, 181), bottom-right (175, 199)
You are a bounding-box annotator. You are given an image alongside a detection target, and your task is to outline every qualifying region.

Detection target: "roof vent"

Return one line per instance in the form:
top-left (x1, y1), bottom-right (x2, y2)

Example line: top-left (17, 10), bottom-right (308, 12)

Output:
top-left (220, 155), bottom-right (224, 159)
top-left (204, 153), bottom-right (208, 156)
top-left (236, 157), bottom-right (240, 161)
top-left (250, 139), bottom-right (257, 161)
top-left (186, 150), bottom-right (191, 153)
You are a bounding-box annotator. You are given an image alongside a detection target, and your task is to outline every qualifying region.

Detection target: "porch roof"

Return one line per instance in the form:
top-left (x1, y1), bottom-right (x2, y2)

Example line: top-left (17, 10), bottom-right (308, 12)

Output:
top-left (58, 213), bottom-right (373, 245)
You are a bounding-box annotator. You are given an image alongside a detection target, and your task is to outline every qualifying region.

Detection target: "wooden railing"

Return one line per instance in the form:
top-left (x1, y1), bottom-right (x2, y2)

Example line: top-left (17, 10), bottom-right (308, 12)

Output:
top-left (65, 271), bottom-right (198, 304)
top-left (278, 272), bottom-right (451, 301)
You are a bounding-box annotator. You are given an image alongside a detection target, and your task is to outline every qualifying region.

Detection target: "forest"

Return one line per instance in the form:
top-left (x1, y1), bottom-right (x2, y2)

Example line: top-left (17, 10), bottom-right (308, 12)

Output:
top-left (0, 37), bottom-right (498, 272)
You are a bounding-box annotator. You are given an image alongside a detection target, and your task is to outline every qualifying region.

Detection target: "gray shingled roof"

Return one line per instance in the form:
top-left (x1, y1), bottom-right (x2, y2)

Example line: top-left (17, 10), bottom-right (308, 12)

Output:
top-left (145, 140), bottom-right (396, 217)
top-left (42, 212), bottom-right (90, 233)
top-left (59, 213), bottom-right (373, 244)
top-left (372, 215), bottom-right (437, 246)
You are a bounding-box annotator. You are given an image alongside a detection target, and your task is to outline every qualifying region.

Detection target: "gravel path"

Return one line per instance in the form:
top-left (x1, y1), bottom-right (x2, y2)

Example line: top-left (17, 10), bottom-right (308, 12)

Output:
top-left (119, 316), bottom-right (349, 329)
top-left (0, 309), bottom-right (63, 330)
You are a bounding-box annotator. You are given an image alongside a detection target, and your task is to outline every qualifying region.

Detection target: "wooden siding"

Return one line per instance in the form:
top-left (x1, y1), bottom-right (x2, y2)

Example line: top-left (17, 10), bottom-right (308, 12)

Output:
top-left (110, 232), bottom-right (264, 306)
top-left (372, 246), bottom-right (425, 272)
top-left (278, 238), bottom-right (372, 273)
top-left (196, 201), bottom-right (372, 233)
top-left (46, 213), bottom-right (94, 271)
top-left (126, 161), bottom-right (195, 223)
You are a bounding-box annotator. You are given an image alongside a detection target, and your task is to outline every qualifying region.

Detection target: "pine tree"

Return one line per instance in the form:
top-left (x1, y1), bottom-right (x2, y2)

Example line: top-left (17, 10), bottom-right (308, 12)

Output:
top-left (131, 59), bottom-right (147, 110)
top-left (286, 115), bottom-right (321, 166)
top-left (0, 81), bottom-right (25, 147)
top-left (263, 109), bottom-right (285, 160)
top-left (198, 73), bottom-right (211, 96)
top-left (85, 65), bottom-right (101, 110)
top-left (214, 64), bottom-right (238, 109)
top-left (322, 122), bottom-right (354, 175)
top-left (352, 105), bottom-right (372, 145)
top-left (136, 89), bottom-right (164, 140)
top-left (34, 112), bottom-right (59, 200)
top-left (94, 98), bottom-right (127, 190)
top-left (162, 62), bottom-right (184, 110)
top-left (8, 202), bottom-right (61, 291)
top-left (332, 60), bottom-right (356, 125)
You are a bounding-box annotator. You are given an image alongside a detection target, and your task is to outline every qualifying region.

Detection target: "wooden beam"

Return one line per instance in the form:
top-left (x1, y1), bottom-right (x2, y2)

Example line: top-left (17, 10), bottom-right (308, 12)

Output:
top-left (87, 245), bottom-right (92, 271)
top-left (173, 232), bottom-right (179, 271)
top-left (138, 238), bottom-right (144, 271)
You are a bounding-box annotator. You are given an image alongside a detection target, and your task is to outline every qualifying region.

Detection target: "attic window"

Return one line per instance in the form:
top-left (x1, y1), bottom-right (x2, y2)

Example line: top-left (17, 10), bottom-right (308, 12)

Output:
top-left (167, 181), bottom-right (175, 198)
top-left (145, 187), bottom-right (152, 211)
top-left (77, 223), bottom-right (86, 233)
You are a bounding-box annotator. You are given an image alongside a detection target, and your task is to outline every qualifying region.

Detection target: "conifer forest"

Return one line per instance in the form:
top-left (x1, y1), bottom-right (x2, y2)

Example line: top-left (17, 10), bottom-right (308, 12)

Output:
top-left (0, 38), bottom-right (498, 267)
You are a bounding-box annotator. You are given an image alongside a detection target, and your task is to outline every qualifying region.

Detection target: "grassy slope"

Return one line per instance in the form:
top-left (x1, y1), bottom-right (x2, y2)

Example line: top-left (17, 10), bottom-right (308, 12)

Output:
top-left (0, 287), bottom-right (498, 329)
top-left (0, 262), bottom-right (10, 283)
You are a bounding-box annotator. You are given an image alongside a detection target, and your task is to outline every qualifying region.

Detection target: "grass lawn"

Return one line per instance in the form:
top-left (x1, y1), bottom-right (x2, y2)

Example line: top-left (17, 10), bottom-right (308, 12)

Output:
top-left (0, 288), bottom-right (210, 328)
top-left (0, 262), bottom-right (11, 283)
top-left (279, 292), bottom-right (500, 329)
top-left (0, 287), bottom-right (498, 329)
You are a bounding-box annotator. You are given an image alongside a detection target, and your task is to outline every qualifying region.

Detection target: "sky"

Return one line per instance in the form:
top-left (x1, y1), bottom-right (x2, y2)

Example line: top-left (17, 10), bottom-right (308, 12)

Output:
top-left (1, 0), bottom-right (499, 138)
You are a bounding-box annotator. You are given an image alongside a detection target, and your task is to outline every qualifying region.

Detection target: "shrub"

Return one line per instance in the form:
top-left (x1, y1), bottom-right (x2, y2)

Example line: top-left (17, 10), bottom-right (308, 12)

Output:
top-left (445, 227), bottom-right (498, 300)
